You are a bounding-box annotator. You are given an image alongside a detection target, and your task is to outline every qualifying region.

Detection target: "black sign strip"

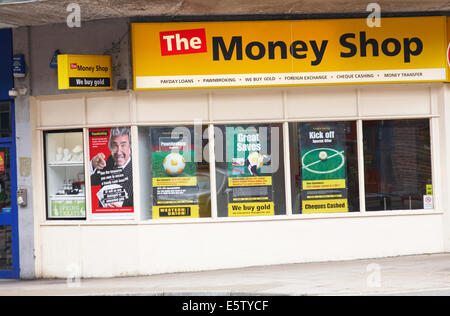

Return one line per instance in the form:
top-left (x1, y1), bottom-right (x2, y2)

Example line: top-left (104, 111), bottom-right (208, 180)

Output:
top-left (69, 77), bottom-right (111, 88)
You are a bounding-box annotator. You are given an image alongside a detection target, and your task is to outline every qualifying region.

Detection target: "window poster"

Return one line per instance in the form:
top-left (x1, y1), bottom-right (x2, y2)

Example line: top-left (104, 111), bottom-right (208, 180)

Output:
top-left (151, 127), bottom-right (199, 218)
top-left (89, 127), bottom-right (134, 220)
top-left (0, 152), bottom-right (4, 172)
top-left (226, 126), bottom-right (274, 216)
top-left (299, 122), bottom-right (348, 213)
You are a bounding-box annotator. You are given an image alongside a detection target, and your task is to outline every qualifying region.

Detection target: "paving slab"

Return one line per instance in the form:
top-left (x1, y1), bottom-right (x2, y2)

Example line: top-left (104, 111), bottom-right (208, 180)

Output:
top-left (0, 253), bottom-right (449, 296)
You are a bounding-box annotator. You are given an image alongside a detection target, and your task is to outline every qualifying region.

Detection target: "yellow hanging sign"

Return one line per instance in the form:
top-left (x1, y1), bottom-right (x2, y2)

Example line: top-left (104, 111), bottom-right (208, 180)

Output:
top-left (58, 54), bottom-right (113, 90)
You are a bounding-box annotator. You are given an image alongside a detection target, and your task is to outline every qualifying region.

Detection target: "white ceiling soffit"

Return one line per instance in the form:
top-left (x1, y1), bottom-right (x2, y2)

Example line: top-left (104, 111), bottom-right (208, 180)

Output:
top-left (0, 22), bottom-right (16, 28)
top-left (0, 0), bottom-right (449, 27)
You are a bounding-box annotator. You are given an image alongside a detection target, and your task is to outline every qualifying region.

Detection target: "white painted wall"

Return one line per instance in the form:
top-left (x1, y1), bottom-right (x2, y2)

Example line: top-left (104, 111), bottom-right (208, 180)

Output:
top-left (13, 27), bottom-right (35, 279)
top-left (39, 213), bottom-right (444, 279)
top-left (441, 83), bottom-right (450, 251)
top-left (31, 83), bottom-right (448, 279)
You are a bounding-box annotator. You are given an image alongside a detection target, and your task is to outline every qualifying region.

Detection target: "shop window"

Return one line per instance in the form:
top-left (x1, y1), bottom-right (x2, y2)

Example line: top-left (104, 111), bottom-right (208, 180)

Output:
top-left (363, 119), bottom-right (432, 211)
top-left (0, 225), bottom-right (12, 270)
top-left (0, 147), bottom-right (11, 214)
top-left (138, 125), bottom-right (211, 219)
top-left (214, 124), bottom-right (286, 217)
top-left (289, 121), bottom-right (359, 214)
top-left (44, 130), bottom-right (86, 219)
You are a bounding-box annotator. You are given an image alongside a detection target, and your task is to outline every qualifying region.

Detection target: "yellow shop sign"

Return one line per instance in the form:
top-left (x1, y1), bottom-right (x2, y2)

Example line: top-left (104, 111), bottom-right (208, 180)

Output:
top-left (58, 54), bottom-right (112, 90)
top-left (132, 17), bottom-right (449, 89)
top-left (447, 17), bottom-right (450, 82)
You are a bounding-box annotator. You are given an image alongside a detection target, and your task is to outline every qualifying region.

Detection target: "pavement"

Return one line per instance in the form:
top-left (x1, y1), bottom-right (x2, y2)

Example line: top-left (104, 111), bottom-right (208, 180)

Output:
top-left (0, 253), bottom-right (450, 296)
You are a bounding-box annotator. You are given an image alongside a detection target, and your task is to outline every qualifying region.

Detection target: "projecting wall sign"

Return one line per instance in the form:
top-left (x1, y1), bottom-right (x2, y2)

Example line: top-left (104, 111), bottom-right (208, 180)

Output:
top-left (132, 17), bottom-right (450, 89)
top-left (57, 54), bottom-right (113, 90)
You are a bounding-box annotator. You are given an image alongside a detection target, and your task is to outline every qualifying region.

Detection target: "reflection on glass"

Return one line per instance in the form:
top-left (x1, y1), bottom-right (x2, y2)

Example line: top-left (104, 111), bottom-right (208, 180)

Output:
top-left (138, 126), bottom-right (211, 220)
top-left (290, 121), bottom-right (359, 214)
top-left (0, 146), bottom-right (12, 271)
top-left (363, 119), bottom-right (432, 211)
top-left (0, 147), bottom-right (11, 213)
top-left (0, 225), bottom-right (12, 271)
top-left (0, 102), bottom-right (11, 138)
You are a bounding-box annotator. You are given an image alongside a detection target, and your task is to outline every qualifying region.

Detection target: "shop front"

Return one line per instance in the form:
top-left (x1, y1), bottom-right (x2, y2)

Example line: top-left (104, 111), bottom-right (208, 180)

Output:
top-left (30, 16), bottom-right (450, 278)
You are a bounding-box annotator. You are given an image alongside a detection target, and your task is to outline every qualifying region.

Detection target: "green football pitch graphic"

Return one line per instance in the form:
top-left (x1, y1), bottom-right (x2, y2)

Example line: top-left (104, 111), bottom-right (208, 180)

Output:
top-left (152, 151), bottom-right (197, 178)
top-left (302, 148), bottom-right (345, 178)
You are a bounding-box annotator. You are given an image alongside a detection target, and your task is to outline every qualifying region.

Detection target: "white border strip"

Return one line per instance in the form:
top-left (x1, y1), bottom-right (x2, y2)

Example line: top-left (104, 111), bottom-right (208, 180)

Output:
top-left (136, 68), bottom-right (446, 89)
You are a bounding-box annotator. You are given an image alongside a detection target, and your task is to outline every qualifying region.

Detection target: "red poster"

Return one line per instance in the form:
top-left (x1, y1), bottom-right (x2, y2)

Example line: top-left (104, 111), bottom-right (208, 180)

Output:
top-left (88, 127), bottom-right (134, 219)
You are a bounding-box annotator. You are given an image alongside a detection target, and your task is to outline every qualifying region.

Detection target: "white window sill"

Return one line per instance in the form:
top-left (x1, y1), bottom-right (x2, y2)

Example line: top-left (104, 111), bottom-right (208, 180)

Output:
top-left (40, 209), bottom-right (444, 227)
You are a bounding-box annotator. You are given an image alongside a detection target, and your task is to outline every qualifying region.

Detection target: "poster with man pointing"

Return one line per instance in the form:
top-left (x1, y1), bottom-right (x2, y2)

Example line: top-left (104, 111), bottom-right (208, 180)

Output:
top-left (89, 127), bottom-right (134, 220)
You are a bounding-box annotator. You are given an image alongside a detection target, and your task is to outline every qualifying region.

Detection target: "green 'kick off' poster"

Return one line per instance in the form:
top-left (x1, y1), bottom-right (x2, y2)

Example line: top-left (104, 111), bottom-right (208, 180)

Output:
top-left (299, 122), bottom-right (349, 214)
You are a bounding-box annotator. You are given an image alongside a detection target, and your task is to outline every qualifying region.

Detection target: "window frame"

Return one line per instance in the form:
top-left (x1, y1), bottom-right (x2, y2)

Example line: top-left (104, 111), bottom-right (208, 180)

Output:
top-left (288, 120), bottom-right (360, 215)
top-left (35, 89), bottom-right (442, 226)
top-left (43, 128), bottom-right (87, 221)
